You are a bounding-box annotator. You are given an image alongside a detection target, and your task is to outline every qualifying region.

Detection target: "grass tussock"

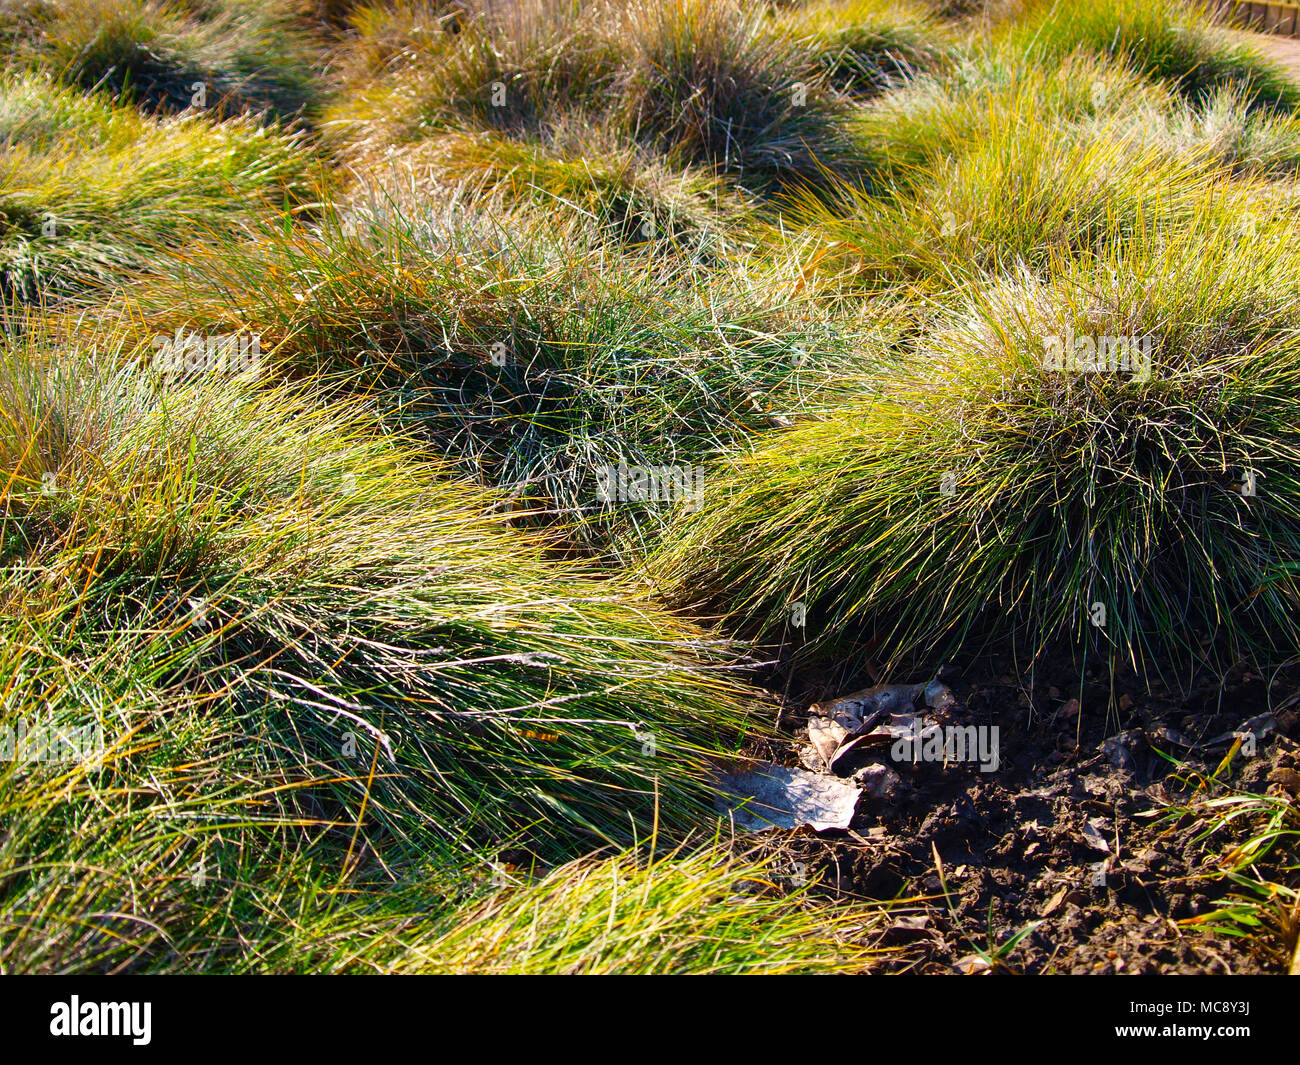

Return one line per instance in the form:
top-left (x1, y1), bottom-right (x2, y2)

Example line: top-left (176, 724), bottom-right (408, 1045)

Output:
top-left (650, 220), bottom-right (1300, 681)
top-left (1, 328), bottom-right (888, 972)
top-left (612, 0), bottom-right (852, 188)
top-left (4, 0), bottom-right (323, 120)
top-left (1, 334), bottom-right (768, 865)
top-left (1002, 0), bottom-right (1300, 113)
top-left (88, 195), bottom-right (866, 556)
top-left (325, 0), bottom-right (622, 153)
top-left (354, 122), bottom-right (752, 247)
top-left (328, 0), bottom-right (881, 192)
top-left (0, 73), bottom-right (316, 300)
top-left (403, 844), bottom-right (878, 974)
top-left (795, 114), bottom-right (1242, 296)
top-left (772, 0), bottom-right (952, 100)
top-left (846, 49), bottom-right (1172, 194)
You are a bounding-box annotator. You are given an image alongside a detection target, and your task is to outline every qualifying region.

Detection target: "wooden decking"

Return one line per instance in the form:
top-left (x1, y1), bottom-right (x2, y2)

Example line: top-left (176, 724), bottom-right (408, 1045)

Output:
top-left (1209, 1), bottom-right (1300, 37)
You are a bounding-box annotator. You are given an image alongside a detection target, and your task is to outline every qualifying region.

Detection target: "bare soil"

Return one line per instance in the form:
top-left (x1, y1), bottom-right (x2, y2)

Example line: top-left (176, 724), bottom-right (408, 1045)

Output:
top-left (757, 655), bottom-right (1300, 974)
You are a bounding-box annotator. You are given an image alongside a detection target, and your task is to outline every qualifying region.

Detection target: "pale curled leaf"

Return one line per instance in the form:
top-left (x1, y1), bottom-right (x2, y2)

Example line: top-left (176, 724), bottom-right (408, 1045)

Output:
top-left (713, 763), bottom-right (861, 833)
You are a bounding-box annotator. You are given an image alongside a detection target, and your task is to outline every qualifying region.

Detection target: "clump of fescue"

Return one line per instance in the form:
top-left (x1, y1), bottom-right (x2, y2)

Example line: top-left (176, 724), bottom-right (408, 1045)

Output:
top-left (795, 104), bottom-right (1243, 295)
top-left (0, 73), bottom-right (316, 301)
top-left (1, 332), bottom-right (768, 864)
top-left (1001, 0), bottom-right (1300, 113)
top-left (1132, 85), bottom-right (1300, 180)
top-left (615, 0), bottom-right (853, 188)
top-left (327, 0), bottom-right (621, 150)
top-left (923, 0), bottom-right (1007, 18)
top-left (428, 0), bottom-right (623, 132)
top-left (830, 47), bottom-right (1300, 285)
top-left (649, 218), bottom-right (1300, 683)
top-left (848, 49), bottom-right (1172, 195)
top-left (0, 709), bottom-right (879, 976)
top-left (0, 543), bottom-right (871, 973)
top-left (349, 118), bottom-right (752, 248)
top-left (92, 194), bottom-right (863, 557)
top-left (337, 0), bottom-right (469, 83)
top-left (328, 0), bottom-right (860, 192)
top-left (770, 0), bottom-right (952, 99)
top-left (320, 0), bottom-right (467, 152)
top-left (8, 0), bottom-right (322, 120)
top-left (404, 844), bottom-right (879, 974)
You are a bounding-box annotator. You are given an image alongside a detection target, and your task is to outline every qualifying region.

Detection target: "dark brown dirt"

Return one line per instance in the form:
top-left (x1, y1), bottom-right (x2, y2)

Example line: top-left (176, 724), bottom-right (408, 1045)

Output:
top-left (756, 654), bottom-right (1300, 974)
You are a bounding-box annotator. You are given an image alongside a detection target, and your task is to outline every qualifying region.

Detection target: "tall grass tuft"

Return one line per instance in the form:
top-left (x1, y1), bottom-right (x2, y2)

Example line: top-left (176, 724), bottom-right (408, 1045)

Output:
top-left (1, 332), bottom-right (766, 866)
top-left (0, 73), bottom-right (316, 301)
top-left (348, 121), bottom-right (751, 247)
top-left (1002, 0), bottom-right (1300, 113)
top-left (771, 0), bottom-right (952, 100)
top-left (404, 844), bottom-right (879, 974)
top-left (616, 0), bottom-right (853, 188)
top-left (650, 219), bottom-right (1300, 682)
top-left (794, 105), bottom-right (1246, 296)
top-left (7, 0), bottom-right (322, 120)
top-left (94, 194), bottom-right (863, 556)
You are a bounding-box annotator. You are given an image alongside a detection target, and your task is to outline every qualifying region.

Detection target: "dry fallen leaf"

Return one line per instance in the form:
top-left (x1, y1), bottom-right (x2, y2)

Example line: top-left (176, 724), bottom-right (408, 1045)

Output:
top-left (1042, 885), bottom-right (1069, 917)
top-left (713, 763), bottom-right (861, 833)
top-left (806, 679), bottom-right (956, 774)
top-left (807, 715), bottom-right (850, 768)
top-left (1148, 726), bottom-right (1195, 749)
top-left (808, 680), bottom-right (955, 725)
top-left (1081, 818), bottom-right (1111, 853)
